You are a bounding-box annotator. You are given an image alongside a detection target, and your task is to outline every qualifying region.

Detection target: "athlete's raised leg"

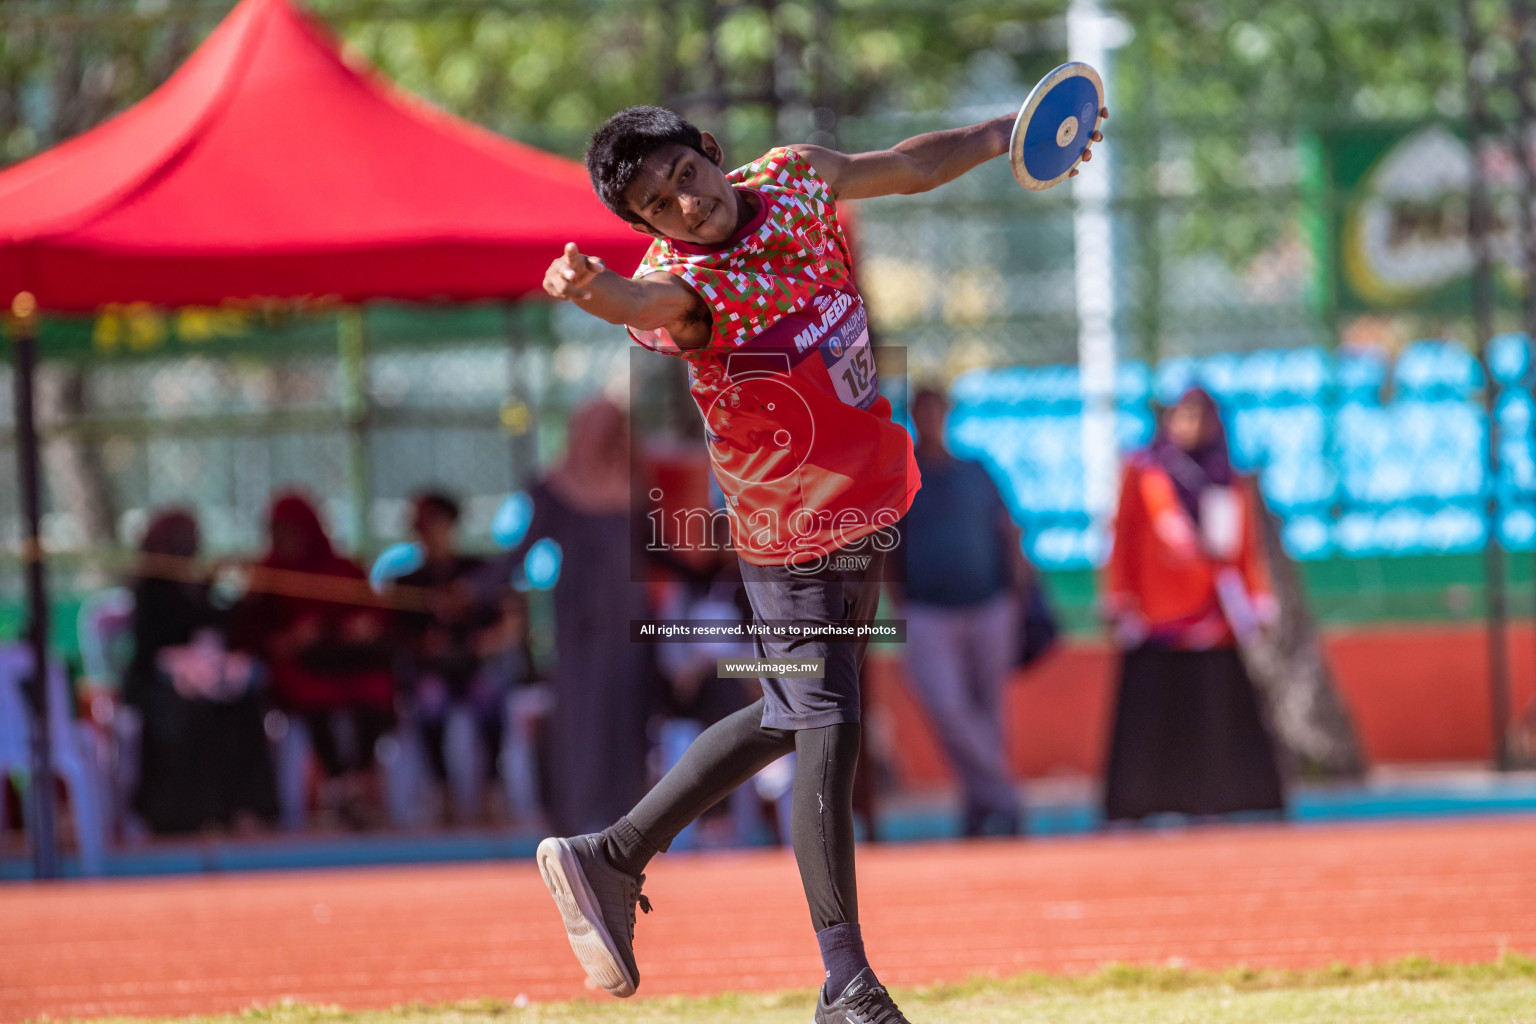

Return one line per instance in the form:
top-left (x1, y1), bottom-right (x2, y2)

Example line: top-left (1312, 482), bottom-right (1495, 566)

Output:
top-left (538, 698), bottom-right (795, 997)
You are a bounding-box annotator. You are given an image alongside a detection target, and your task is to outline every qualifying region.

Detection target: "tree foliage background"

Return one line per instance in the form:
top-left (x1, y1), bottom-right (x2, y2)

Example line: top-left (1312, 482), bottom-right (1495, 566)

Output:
top-left (0, 0), bottom-right (1481, 162)
top-left (0, 0), bottom-right (1514, 351)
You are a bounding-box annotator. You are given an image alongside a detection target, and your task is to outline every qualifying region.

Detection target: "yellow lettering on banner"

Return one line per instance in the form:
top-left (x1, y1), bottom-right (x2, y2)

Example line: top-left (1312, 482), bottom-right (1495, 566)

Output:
top-left (125, 303), bottom-right (166, 352)
top-left (176, 308), bottom-right (216, 342)
top-left (176, 306), bottom-right (249, 343)
top-left (92, 307), bottom-right (123, 354)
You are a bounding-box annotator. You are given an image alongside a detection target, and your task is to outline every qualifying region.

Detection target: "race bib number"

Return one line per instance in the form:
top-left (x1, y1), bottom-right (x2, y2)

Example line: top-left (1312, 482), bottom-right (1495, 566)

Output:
top-left (817, 300), bottom-right (877, 410)
top-left (824, 323), bottom-right (878, 410)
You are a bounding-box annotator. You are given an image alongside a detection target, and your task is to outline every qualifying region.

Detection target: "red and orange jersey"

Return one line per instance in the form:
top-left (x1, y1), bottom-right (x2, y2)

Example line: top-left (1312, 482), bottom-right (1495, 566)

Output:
top-left (627, 147), bottom-right (917, 566)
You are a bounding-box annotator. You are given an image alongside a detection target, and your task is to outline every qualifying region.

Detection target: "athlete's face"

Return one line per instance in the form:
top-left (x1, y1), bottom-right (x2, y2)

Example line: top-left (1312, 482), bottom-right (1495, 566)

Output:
top-left (622, 134), bottom-right (743, 246)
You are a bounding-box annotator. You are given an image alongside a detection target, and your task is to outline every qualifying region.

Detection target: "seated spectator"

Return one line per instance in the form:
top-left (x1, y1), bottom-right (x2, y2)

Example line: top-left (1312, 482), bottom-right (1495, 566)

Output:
top-left (230, 493), bottom-right (395, 830)
top-left (393, 490), bottom-right (532, 824)
top-left (126, 508), bottom-right (277, 835)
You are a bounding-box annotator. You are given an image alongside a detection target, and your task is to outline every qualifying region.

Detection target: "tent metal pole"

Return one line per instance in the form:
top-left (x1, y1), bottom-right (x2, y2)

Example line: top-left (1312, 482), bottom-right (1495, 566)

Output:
top-left (339, 307), bottom-right (372, 554)
top-left (9, 291), bottom-right (61, 878)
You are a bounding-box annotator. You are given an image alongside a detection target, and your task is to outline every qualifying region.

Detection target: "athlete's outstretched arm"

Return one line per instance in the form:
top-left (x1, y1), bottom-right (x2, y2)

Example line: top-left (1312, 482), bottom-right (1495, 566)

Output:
top-left (795, 108), bottom-right (1106, 201)
top-left (542, 243), bottom-right (712, 346)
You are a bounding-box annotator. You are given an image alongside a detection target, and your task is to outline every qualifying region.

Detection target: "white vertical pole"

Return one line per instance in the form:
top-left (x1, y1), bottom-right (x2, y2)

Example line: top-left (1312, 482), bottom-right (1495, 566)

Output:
top-left (1069, 0), bottom-right (1121, 557)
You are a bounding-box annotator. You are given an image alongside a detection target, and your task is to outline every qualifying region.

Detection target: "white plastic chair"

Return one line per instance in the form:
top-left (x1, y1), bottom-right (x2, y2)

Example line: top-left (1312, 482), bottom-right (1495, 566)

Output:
top-left (270, 703), bottom-right (430, 831)
top-left (375, 722), bottom-right (431, 830)
top-left (267, 709), bottom-right (312, 832)
top-left (76, 587), bottom-right (140, 841)
top-left (502, 682), bottom-right (551, 826)
top-left (440, 704), bottom-right (485, 825)
top-left (363, 545), bottom-right (439, 830)
top-left (0, 643), bottom-right (106, 876)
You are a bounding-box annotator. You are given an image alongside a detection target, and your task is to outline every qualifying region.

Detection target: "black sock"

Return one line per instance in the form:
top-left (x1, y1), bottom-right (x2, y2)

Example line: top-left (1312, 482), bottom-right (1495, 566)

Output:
top-left (600, 815), bottom-right (658, 878)
top-left (816, 921), bottom-right (869, 999)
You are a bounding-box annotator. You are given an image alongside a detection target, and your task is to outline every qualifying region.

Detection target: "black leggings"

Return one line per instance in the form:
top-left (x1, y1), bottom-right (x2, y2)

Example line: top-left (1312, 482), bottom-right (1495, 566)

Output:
top-left (627, 698), bottom-right (861, 930)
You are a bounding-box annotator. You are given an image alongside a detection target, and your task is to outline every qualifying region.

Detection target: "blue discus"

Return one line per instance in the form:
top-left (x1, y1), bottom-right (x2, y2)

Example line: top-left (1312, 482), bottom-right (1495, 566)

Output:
top-left (1008, 62), bottom-right (1105, 191)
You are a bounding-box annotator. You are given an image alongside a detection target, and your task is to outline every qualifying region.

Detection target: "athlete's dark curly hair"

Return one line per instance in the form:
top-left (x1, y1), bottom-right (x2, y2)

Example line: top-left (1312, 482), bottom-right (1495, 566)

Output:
top-left (586, 106), bottom-right (709, 225)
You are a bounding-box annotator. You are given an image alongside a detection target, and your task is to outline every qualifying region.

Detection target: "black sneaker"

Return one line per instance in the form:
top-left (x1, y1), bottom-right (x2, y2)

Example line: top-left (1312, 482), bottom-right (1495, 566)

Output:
top-left (536, 834), bottom-right (652, 997)
top-left (814, 968), bottom-right (912, 1024)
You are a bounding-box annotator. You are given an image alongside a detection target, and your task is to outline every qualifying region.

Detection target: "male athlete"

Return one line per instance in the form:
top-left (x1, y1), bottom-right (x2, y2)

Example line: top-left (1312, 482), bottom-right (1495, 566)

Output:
top-left (537, 104), bottom-right (1103, 1024)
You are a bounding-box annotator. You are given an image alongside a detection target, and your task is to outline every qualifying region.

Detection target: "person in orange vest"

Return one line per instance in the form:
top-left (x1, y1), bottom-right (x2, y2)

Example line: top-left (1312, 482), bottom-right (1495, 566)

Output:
top-left (1100, 387), bottom-right (1287, 824)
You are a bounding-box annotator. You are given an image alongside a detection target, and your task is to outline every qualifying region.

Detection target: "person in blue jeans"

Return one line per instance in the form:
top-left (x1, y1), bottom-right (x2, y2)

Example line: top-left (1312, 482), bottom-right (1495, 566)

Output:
top-left (894, 386), bottom-right (1027, 837)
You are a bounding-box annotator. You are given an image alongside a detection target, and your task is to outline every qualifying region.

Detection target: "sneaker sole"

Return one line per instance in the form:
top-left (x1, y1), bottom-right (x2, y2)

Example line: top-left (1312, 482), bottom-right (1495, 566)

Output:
top-left (536, 837), bottom-right (638, 998)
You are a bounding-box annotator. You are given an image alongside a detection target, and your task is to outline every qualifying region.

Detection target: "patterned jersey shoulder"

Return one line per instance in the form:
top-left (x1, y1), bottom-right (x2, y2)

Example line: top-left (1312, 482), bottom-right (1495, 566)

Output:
top-left (731, 146), bottom-right (836, 205)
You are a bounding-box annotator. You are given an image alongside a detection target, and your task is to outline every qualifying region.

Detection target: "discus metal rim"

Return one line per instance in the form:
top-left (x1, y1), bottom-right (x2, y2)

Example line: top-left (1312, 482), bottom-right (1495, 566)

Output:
top-left (1008, 61), bottom-right (1105, 192)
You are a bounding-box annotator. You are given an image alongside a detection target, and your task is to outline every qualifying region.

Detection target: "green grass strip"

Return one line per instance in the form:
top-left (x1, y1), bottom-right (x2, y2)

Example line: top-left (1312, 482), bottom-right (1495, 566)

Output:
top-left (41, 955), bottom-right (1536, 1024)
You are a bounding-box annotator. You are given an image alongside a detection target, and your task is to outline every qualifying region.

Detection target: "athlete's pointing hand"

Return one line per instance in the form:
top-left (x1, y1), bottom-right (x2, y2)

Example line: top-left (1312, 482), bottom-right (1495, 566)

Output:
top-left (544, 242), bottom-right (606, 301)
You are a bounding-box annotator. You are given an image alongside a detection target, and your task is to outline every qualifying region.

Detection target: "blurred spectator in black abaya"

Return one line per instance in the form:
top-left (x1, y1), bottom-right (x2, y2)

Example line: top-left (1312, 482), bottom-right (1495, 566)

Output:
top-left (127, 508), bottom-right (276, 834)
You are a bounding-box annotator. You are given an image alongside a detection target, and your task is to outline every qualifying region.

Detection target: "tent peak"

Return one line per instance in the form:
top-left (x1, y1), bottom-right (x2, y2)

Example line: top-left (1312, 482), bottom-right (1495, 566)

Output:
top-left (0, 0), bottom-right (644, 311)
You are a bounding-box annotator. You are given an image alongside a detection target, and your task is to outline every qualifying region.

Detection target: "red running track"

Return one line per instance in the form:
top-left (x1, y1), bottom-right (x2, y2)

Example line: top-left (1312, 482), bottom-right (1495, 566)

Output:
top-left (5, 818), bottom-right (1536, 1022)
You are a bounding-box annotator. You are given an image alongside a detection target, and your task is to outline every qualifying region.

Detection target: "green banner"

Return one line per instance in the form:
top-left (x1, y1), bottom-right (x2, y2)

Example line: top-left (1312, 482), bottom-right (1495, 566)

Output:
top-left (21, 301), bottom-right (543, 362)
top-left (1316, 121), bottom-right (1526, 315)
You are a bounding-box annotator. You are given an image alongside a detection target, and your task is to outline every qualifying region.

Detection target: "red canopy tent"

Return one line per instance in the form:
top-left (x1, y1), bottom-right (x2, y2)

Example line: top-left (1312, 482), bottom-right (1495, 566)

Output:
top-left (0, 0), bottom-right (647, 309)
top-left (0, 0), bottom-right (647, 878)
